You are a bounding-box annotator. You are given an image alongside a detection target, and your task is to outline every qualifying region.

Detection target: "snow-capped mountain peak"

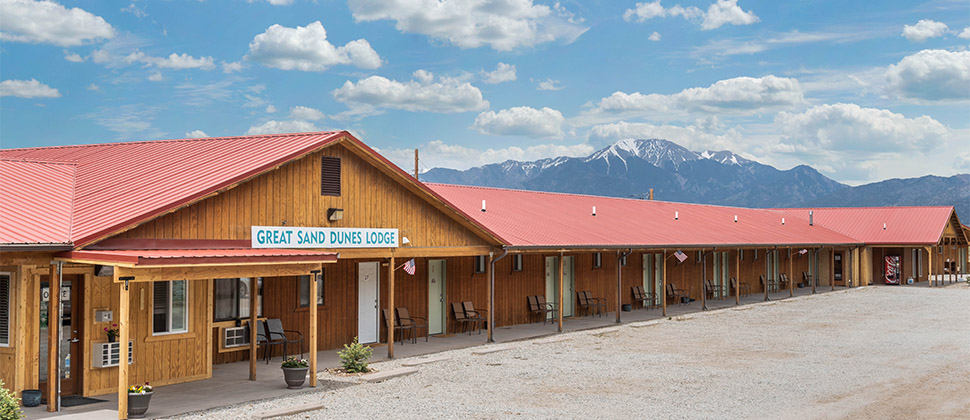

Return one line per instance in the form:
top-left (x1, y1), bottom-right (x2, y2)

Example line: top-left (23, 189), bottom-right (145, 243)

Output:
top-left (700, 150), bottom-right (750, 166)
top-left (585, 138), bottom-right (700, 169)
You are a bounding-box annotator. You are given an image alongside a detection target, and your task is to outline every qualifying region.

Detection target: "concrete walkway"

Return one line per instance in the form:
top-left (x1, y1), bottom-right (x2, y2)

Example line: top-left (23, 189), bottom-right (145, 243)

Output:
top-left (23, 285), bottom-right (853, 419)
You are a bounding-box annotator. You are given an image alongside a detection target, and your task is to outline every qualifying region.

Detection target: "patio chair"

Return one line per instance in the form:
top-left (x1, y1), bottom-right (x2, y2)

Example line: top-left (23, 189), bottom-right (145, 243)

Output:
top-left (462, 301), bottom-right (488, 330)
top-left (666, 283), bottom-right (690, 305)
top-left (264, 318), bottom-right (303, 361)
top-left (631, 286), bottom-right (655, 309)
top-left (528, 295), bottom-right (558, 324)
top-left (731, 277), bottom-right (751, 297)
top-left (802, 271), bottom-right (813, 288)
top-left (583, 291), bottom-right (607, 316)
top-left (255, 319), bottom-right (282, 364)
top-left (779, 273), bottom-right (790, 290)
top-left (383, 308), bottom-right (412, 345)
top-left (705, 280), bottom-right (727, 300)
top-left (396, 307), bottom-right (428, 343)
top-left (451, 302), bottom-right (481, 335)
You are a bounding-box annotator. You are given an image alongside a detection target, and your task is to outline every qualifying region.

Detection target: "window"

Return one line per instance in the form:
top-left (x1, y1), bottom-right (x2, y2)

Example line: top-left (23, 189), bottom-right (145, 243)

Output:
top-left (620, 254), bottom-right (628, 266)
top-left (298, 273), bottom-right (325, 307)
top-left (214, 278), bottom-right (262, 322)
top-left (512, 255), bottom-right (523, 272)
top-left (695, 250), bottom-right (702, 263)
top-left (153, 280), bottom-right (188, 335)
top-left (592, 253), bottom-right (602, 268)
top-left (0, 273), bottom-right (9, 346)
top-left (754, 249), bottom-right (759, 260)
top-left (938, 246), bottom-right (943, 254)
top-left (474, 256), bottom-right (487, 273)
top-left (912, 249), bottom-right (919, 279)
top-left (320, 156), bottom-right (341, 196)
top-left (739, 250), bottom-right (744, 260)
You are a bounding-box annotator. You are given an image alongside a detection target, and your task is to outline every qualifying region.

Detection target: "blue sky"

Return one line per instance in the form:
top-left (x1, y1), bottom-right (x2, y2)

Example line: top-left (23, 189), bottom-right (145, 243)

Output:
top-left (1, 0), bottom-right (968, 185)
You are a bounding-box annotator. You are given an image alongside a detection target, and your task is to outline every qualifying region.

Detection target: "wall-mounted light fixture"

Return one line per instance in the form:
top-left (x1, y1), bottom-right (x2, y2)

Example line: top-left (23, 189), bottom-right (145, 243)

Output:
top-left (401, 236), bottom-right (411, 245)
top-left (327, 208), bottom-right (344, 221)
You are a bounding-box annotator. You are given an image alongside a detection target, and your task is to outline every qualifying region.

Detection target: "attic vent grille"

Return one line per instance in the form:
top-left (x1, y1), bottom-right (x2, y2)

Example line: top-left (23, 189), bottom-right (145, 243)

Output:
top-left (321, 157), bottom-right (341, 196)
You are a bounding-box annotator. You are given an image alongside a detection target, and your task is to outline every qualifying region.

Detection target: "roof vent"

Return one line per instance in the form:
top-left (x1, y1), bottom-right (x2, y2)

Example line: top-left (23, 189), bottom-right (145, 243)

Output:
top-left (883, 223), bottom-right (887, 230)
top-left (782, 217), bottom-right (785, 225)
top-left (809, 210), bottom-right (814, 226)
top-left (675, 211), bottom-right (679, 220)
top-left (734, 215), bottom-right (738, 223)
top-left (592, 206), bottom-right (596, 216)
top-left (481, 200), bottom-right (486, 212)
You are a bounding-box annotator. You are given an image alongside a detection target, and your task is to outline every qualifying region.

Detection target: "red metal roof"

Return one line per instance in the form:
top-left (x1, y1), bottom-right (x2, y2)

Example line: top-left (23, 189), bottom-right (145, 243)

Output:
top-left (0, 132), bottom-right (344, 246)
top-left (56, 248), bottom-right (337, 267)
top-left (427, 183), bottom-right (861, 248)
top-left (0, 159), bottom-right (75, 245)
top-left (773, 207), bottom-right (958, 245)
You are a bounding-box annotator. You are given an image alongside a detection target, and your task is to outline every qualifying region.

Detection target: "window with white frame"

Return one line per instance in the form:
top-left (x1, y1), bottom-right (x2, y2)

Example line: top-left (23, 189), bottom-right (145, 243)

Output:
top-left (298, 273), bottom-right (325, 307)
top-left (153, 280), bottom-right (188, 335)
top-left (0, 273), bottom-right (9, 346)
top-left (512, 254), bottom-right (523, 272)
top-left (214, 278), bottom-right (262, 322)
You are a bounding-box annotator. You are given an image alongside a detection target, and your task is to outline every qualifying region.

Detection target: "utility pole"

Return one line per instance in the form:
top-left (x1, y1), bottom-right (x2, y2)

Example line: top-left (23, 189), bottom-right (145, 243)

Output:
top-left (414, 149), bottom-right (419, 180)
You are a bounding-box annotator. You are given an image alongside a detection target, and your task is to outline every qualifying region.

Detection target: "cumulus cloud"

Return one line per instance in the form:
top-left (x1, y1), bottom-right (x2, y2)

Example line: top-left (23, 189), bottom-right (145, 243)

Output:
top-left (588, 121), bottom-right (741, 152)
top-left (222, 61), bottom-right (243, 73)
top-left (901, 19), bottom-right (948, 42)
top-left (120, 3), bottom-right (147, 18)
top-left (955, 152), bottom-right (970, 172)
top-left (124, 50), bottom-right (216, 70)
top-left (885, 49), bottom-right (970, 101)
top-left (536, 78), bottom-right (564, 91)
top-left (775, 103), bottom-right (948, 153)
top-left (265, 105), bottom-right (277, 113)
top-left (347, 0), bottom-right (588, 51)
top-left (185, 130), bottom-right (208, 138)
top-left (147, 71), bottom-right (163, 82)
top-left (332, 70), bottom-right (489, 114)
top-left (0, 0), bottom-right (115, 46)
top-left (471, 106), bottom-right (565, 138)
top-left (0, 79), bottom-right (61, 98)
top-left (87, 83), bottom-right (101, 91)
top-left (290, 106), bottom-right (326, 120)
top-left (481, 63), bottom-right (517, 84)
top-left (959, 27), bottom-right (970, 39)
top-left (381, 140), bottom-right (595, 171)
top-left (648, 32), bottom-right (661, 41)
top-left (247, 21), bottom-right (381, 72)
top-left (623, 0), bottom-right (758, 30)
top-left (246, 119), bottom-right (321, 135)
top-left (64, 50), bottom-right (84, 62)
top-left (580, 75), bottom-right (803, 124)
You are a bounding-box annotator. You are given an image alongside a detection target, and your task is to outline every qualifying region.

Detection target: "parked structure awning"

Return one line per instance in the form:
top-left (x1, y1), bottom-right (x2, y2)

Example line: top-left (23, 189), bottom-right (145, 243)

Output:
top-left (55, 248), bottom-right (337, 268)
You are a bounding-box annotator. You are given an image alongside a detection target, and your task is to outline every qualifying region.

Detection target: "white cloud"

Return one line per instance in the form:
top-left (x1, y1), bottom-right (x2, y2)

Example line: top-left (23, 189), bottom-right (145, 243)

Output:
top-left (265, 105), bottom-right (277, 113)
top-left (648, 31), bottom-right (661, 41)
top-left (147, 71), bottom-right (163, 82)
top-left (0, 79), bottom-right (61, 98)
top-left (775, 103), bottom-right (948, 153)
top-left (222, 61), bottom-right (243, 73)
top-left (588, 121), bottom-right (741, 152)
top-left (481, 62), bottom-right (517, 84)
top-left (85, 104), bottom-right (164, 140)
top-left (185, 130), bottom-right (208, 138)
top-left (87, 83), bottom-right (101, 91)
top-left (266, 0), bottom-right (293, 5)
top-left (959, 27), bottom-right (970, 39)
top-left (955, 152), bottom-right (970, 172)
top-left (347, 0), bottom-right (588, 51)
top-left (537, 78), bottom-right (564, 91)
top-left (124, 51), bottom-right (216, 70)
top-left (290, 105), bottom-right (326, 120)
top-left (689, 29), bottom-right (877, 61)
top-left (0, 0), bottom-right (115, 46)
top-left (120, 3), bottom-right (147, 18)
top-left (580, 75), bottom-right (803, 124)
top-left (902, 19), bottom-right (949, 42)
top-left (245, 119), bottom-right (321, 135)
top-left (623, 0), bottom-right (758, 30)
top-left (332, 70), bottom-right (489, 113)
top-left (380, 139), bottom-right (595, 171)
top-left (64, 50), bottom-right (84, 62)
top-left (246, 21), bottom-right (381, 72)
top-left (471, 106), bottom-right (565, 138)
top-left (885, 49), bottom-right (970, 101)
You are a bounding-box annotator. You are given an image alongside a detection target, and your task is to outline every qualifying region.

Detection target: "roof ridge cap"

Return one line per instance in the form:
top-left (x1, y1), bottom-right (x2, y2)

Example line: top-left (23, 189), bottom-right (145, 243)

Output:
top-left (0, 131), bottom-right (342, 152)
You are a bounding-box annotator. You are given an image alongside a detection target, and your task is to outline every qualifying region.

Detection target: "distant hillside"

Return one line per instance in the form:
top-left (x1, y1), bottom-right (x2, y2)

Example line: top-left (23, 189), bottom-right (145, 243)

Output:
top-left (422, 139), bottom-right (969, 218)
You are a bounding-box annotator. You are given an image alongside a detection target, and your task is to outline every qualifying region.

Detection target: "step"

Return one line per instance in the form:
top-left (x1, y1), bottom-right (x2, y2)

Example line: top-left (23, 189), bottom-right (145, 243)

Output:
top-left (358, 367), bottom-right (418, 383)
top-left (401, 355), bottom-right (451, 367)
top-left (254, 403), bottom-right (325, 419)
top-left (471, 345), bottom-right (513, 355)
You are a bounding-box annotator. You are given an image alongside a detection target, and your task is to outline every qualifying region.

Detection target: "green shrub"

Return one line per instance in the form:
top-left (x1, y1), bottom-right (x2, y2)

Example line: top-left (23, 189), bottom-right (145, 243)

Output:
top-left (338, 336), bottom-right (372, 373)
top-left (0, 380), bottom-right (24, 420)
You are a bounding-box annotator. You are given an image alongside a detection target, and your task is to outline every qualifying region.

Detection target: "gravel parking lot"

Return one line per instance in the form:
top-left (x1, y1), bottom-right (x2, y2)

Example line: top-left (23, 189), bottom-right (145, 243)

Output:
top-left (171, 285), bottom-right (970, 420)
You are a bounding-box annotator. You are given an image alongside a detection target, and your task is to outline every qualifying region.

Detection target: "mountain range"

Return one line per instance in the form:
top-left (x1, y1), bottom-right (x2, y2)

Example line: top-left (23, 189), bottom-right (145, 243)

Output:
top-left (422, 139), bottom-right (970, 220)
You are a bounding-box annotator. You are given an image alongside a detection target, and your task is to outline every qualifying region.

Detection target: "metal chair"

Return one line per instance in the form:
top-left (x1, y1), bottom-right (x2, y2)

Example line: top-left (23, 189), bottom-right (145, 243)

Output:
top-left (264, 318), bottom-right (303, 361)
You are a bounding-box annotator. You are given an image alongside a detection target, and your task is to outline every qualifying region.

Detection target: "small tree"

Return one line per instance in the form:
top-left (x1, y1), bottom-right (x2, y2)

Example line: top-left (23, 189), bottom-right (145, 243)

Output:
top-left (338, 336), bottom-right (372, 373)
top-left (0, 380), bottom-right (24, 420)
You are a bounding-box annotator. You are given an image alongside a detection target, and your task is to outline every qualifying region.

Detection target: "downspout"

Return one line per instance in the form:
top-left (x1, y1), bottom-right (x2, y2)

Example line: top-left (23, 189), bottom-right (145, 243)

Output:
top-left (488, 248), bottom-right (508, 343)
top-left (616, 249), bottom-right (631, 323)
top-left (764, 246), bottom-right (777, 302)
top-left (701, 248), bottom-right (715, 310)
top-left (55, 260), bottom-right (64, 412)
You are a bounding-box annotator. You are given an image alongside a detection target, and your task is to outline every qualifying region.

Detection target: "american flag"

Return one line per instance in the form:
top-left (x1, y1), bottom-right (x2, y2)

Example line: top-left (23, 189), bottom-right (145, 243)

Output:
top-left (403, 258), bottom-right (416, 275)
top-left (798, 249), bottom-right (809, 255)
top-left (674, 250), bottom-right (688, 263)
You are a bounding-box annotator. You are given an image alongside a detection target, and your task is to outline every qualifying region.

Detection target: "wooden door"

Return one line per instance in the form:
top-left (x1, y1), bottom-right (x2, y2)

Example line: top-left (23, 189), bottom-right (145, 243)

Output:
top-left (357, 262), bottom-right (379, 344)
top-left (834, 252), bottom-right (844, 285)
top-left (39, 274), bottom-right (82, 399)
top-left (428, 259), bottom-right (446, 335)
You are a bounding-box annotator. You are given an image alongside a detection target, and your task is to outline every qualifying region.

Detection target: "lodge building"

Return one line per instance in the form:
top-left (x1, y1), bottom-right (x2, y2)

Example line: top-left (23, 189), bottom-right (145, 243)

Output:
top-left (0, 131), bottom-right (966, 419)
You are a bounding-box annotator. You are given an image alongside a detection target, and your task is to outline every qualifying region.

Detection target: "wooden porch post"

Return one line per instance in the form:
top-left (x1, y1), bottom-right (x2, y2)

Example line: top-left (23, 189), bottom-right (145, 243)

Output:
top-left (926, 246), bottom-right (933, 287)
top-left (309, 269), bottom-right (318, 387)
top-left (764, 250), bottom-right (770, 302)
top-left (701, 250), bottom-right (708, 311)
top-left (249, 277), bottom-right (257, 381)
top-left (387, 255), bottom-right (395, 358)
top-left (116, 274), bottom-right (130, 420)
top-left (47, 262), bottom-right (60, 412)
top-left (812, 248), bottom-right (817, 294)
top-left (615, 251), bottom-right (622, 323)
top-left (661, 251), bottom-right (667, 316)
top-left (487, 253), bottom-right (493, 340)
top-left (789, 248), bottom-right (794, 297)
top-left (557, 252), bottom-right (564, 333)
top-left (735, 249), bottom-right (740, 306)
top-left (831, 249), bottom-right (836, 291)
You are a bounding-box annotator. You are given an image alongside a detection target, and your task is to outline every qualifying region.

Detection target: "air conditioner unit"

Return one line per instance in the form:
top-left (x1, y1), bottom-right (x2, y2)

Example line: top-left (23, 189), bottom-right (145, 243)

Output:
top-left (223, 325), bottom-right (250, 349)
top-left (93, 341), bottom-right (133, 368)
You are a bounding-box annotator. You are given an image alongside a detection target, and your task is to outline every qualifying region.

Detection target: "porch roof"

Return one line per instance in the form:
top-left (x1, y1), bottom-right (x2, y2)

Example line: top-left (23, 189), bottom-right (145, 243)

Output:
top-left (55, 248), bottom-right (337, 267)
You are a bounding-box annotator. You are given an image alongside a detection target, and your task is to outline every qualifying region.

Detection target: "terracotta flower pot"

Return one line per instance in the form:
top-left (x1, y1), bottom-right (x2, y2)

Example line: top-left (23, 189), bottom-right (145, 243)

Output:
top-left (282, 367), bottom-right (308, 389)
top-left (127, 391), bottom-right (153, 418)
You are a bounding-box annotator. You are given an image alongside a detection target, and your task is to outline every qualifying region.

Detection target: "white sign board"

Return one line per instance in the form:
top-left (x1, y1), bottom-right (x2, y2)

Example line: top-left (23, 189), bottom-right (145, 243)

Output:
top-left (251, 226), bottom-right (398, 249)
top-left (41, 287), bottom-right (70, 302)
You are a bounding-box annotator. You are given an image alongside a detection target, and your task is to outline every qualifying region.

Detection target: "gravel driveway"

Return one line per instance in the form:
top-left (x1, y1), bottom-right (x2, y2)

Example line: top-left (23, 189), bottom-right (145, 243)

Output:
top-left (170, 285), bottom-right (970, 420)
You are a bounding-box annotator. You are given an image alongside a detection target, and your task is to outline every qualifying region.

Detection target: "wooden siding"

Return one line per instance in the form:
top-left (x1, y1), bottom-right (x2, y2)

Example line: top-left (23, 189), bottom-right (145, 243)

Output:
top-left (113, 143), bottom-right (489, 250)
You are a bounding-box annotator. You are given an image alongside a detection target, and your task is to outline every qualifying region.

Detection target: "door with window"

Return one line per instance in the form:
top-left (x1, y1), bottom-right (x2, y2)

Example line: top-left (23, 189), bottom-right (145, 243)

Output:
top-left (545, 256), bottom-right (575, 317)
top-left (428, 260), bottom-right (446, 335)
top-left (833, 252), bottom-right (844, 285)
top-left (39, 274), bottom-right (82, 399)
top-left (357, 262), bottom-right (379, 344)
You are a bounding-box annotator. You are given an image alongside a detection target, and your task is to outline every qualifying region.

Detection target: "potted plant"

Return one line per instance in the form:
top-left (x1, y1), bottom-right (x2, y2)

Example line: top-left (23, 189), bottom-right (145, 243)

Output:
top-left (281, 357), bottom-right (309, 389)
top-left (127, 382), bottom-right (153, 418)
top-left (104, 324), bottom-right (119, 342)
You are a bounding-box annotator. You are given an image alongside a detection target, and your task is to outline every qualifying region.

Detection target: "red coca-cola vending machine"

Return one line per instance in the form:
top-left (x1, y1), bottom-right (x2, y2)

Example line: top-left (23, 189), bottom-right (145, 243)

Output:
top-left (884, 255), bottom-right (901, 285)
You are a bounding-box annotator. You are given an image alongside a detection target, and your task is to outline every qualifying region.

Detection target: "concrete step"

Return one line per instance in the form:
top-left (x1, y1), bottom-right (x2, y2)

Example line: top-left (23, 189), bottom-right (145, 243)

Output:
top-left (358, 367), bottom-right (418, 383)
top-left (471, 345), bottom-right (513, 355)
top-left (401, 355), bottom-right (451, 367)
top-left (254, 403), bottom-right (324, 419)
